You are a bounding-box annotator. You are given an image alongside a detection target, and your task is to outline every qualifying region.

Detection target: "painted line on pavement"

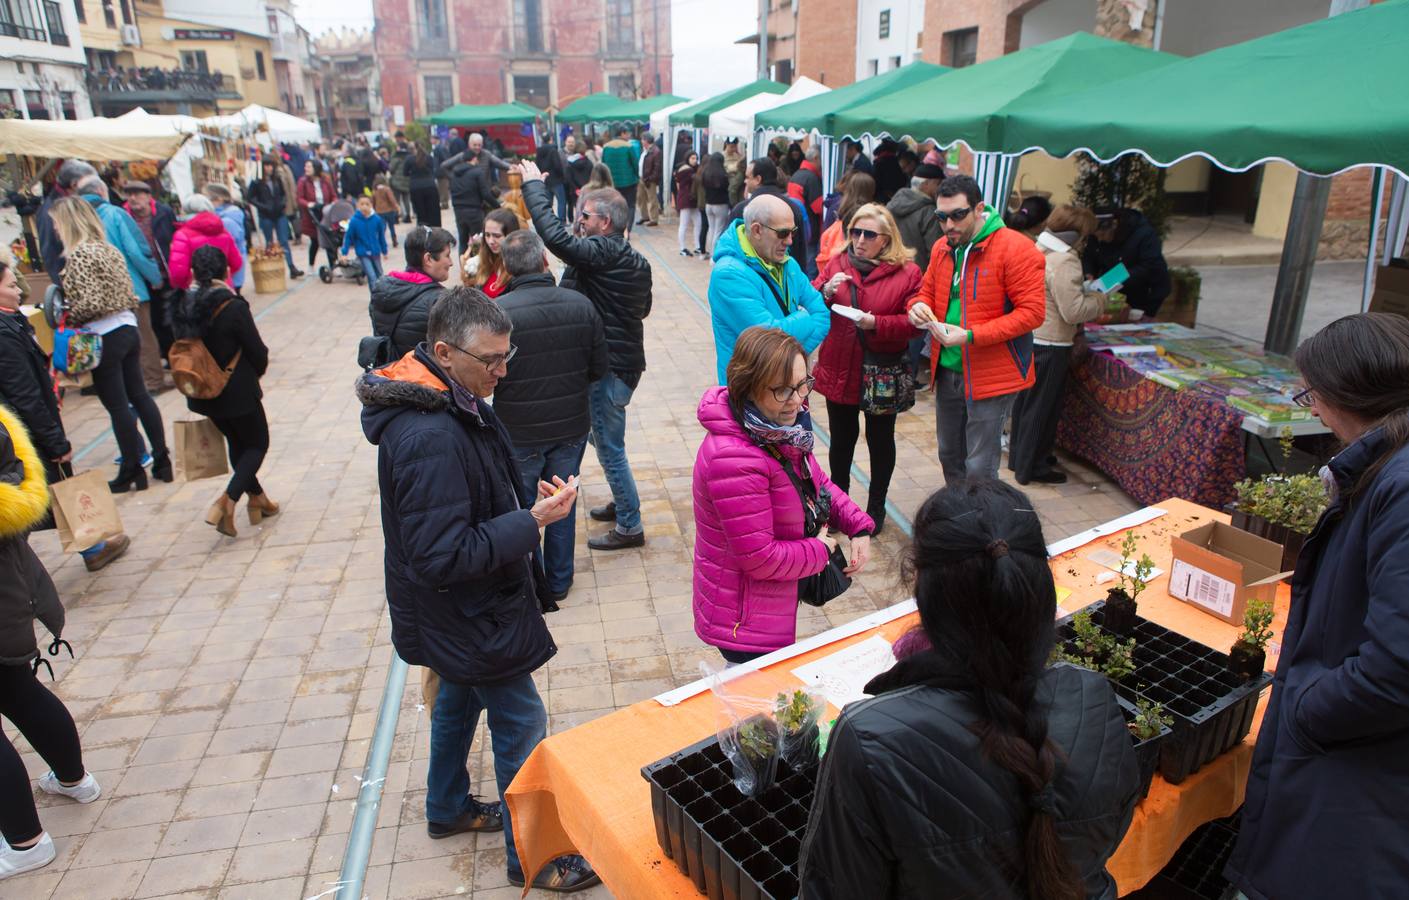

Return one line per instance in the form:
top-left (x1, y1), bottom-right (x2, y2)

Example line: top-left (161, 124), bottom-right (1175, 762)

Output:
top-left (637, 234), bottom-right (915, 539)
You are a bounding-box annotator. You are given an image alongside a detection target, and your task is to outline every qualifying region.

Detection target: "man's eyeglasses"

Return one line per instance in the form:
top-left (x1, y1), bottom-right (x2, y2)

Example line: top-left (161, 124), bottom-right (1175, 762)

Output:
top-left (1292, 387), bottom-right (1315, 408)
top-left (849, 227), bottom-right (885, 242)
top-left (933, 206), bottom-right (973, 224)
top-left (763, 225), bottom-right (797, 241)
top-left (446, 341), bottom-right (518, 370)
top-left (771, 376), bottom-right (815, 404)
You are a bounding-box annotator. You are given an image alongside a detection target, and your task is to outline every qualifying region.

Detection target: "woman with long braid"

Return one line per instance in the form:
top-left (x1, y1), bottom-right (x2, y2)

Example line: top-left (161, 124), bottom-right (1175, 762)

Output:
top-left (800, 481), bottom-right (1140, 899)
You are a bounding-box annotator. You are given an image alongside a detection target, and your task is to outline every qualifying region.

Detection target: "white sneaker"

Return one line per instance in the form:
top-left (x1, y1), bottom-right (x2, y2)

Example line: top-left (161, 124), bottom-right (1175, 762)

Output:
top-left (0, 833), bottom-right (55, 880)
top-left (37, 771), bottom-right (101, 804)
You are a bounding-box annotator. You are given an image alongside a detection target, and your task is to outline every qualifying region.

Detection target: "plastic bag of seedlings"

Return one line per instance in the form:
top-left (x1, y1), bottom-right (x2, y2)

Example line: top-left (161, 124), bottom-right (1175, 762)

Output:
top-left (706, 664), bottom-right (781, 798)
top-left (774, 686), bottom-right (825, 770)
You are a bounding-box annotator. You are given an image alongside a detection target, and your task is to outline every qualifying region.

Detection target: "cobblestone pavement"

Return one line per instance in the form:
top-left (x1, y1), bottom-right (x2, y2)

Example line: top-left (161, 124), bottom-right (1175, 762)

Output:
top-left (6, 220), bottom-right (1136, 899)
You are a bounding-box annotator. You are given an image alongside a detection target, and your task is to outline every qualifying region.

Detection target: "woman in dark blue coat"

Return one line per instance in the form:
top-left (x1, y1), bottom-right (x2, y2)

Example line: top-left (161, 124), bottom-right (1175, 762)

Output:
top-left (1226, 312), bottom-right (1409, 900)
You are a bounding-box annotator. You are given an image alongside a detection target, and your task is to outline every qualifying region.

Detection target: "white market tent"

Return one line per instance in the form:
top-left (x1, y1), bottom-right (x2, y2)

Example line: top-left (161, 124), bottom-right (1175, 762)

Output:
top-left (118, 107), bottom-right (204, 135)
top-left (0, 115), bottom-right (191, 161)
top-left (648, 101), bottom-right (695, 144)
top-left (708, 77), bottom-right (829, 155)
top-left (207, 103), bottom-right (322, 144)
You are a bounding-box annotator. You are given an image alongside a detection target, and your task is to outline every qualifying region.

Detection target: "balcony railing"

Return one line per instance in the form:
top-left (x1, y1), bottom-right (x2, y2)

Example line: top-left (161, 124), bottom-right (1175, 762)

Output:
top-left (412, 35), bottom-right (452, 58)
top-left (86, 68), bottom-right (241, 102)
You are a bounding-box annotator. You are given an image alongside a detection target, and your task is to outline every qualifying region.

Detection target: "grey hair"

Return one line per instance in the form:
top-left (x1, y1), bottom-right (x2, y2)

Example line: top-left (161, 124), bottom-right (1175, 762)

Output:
top-left (183, 194), bottom-right (215, 214)
top-left (501, 230), bottom-right (547, 277)
top-left (75, 175), bottom-right (108, 198)
top-left (203, 183), bottom-right (232, 202)
top-left (805, 146), bottom-right (821, 164)
top-left (56, 160), bottom-right (98, 190)
top-left (427, 285), bottom-right (512, 347)
top-left (579, 188), bottom-right (629, 234)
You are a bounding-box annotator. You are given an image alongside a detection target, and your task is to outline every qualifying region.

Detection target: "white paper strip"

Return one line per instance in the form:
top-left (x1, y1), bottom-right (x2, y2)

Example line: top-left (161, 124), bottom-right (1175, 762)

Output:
top-left (1045, 506), bottom-right (1167, 559)
top-left (652, 599), bottom-right (918, 707)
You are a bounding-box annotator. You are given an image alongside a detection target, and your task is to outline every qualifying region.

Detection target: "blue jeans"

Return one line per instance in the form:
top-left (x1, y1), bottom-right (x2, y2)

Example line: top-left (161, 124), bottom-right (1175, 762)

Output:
top-left (514, 436), bottom-right (588, 593)
top-left (258, 213), bottom-right (295, 273)
top-left (358, 255), bottom-right (383, 295)
top-left (551, 182), bottom-right (569, 222)
top-left (588, 372), bottom-right (642, 534)
top-left (427, 673), bottom-right (547, 880)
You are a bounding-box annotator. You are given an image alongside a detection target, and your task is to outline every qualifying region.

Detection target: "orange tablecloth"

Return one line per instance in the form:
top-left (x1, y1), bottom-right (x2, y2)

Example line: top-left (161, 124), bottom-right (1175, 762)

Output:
top-left (505, 498), bottom-right (1287, 897)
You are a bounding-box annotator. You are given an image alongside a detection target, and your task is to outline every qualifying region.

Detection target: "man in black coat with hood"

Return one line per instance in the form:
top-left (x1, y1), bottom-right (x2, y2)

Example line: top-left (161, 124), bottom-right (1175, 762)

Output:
top-left (517, 159), bottom-right (652, 552)
top-left (494, 230), bottom-right (608, 605)
top-left (356, 286), bottom-right (600, 893)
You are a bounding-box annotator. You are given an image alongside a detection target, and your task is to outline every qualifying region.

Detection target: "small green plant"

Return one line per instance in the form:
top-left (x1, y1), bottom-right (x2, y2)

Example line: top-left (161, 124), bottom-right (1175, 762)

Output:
top-left (1117, 531), bottom-right (1156, 603)
top-left (1053, 609), bottom-right (1137, 681)
top-left (1233, 428), bottom-right (1329, 536)
top-left (1238, 598), bottom-right (1275, 650)
top-left (775, 690), bottom-right (821, 734)
top-left (1103, 637), bottom-right (1136, 682)
top-left (738, 720), bottom-right (775, 762)
top-left (1128, 696), bottom-right (1173, 741)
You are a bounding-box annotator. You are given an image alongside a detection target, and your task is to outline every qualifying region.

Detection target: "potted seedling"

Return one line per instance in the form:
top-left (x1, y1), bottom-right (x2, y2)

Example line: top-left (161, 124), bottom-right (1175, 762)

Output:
top-left (1053, 609), bottom-right (1135, 683)
top-left (1126, 695), bottom-right (1174, 798)
top-left (1231, 429), bottom-right (1329, 571)
top-left (1229, 598), bottom-right (1274, 680)
top-left (731, 717), bottom-right (780, 797)
top-left (1103, 531), bottom-right (1154, 636)
top-left (775, 689), bottom-right (823, 770)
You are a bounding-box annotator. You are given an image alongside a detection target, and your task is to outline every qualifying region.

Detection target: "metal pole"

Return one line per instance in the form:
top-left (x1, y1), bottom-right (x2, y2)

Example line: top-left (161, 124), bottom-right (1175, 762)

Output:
top-left (335, 653), bottom-right (408, 900)
top-left (1363, 167), bottom-right (1385, 313)
top-left (1264, 172), bottom-right (1331, 355)
top-left (758, 0), bottom-right (769, 81)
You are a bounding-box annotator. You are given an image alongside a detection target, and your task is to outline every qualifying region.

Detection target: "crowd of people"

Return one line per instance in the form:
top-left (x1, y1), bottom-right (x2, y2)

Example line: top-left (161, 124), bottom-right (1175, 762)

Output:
top-left (1, 121), bottom-right (1405, 899)
top-left (86, 66), bottom-right (229, 95)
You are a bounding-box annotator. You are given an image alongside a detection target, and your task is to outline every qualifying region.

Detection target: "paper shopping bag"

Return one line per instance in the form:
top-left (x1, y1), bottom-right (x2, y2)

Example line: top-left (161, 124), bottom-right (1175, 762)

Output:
top-left (49, 469), bottom-right (124, 553)
top-left (174, 418), bottom-right (229, 482)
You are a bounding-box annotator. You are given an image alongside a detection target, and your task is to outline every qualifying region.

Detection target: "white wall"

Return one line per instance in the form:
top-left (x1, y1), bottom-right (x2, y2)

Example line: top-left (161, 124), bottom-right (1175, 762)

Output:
top-left (159, 0), bottom-right (272, 38)
top-left (0, 62), bottom-right (93, 120)
top-left (1157, 0), bottom-right (1329, 55)
top-left (1018, 0), bottom-right (1095, 50)
top-left (854, 0), bottom-right (924, 81)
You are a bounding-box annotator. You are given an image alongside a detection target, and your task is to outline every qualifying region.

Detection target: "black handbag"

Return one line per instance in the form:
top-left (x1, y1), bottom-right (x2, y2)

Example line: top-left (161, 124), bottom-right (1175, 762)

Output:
top-left (849, 284), bottom-right (916, 415)
top-left (763, 445), bottom-right (852, 607)
top-left (357, 295), bottom-right (410, 370)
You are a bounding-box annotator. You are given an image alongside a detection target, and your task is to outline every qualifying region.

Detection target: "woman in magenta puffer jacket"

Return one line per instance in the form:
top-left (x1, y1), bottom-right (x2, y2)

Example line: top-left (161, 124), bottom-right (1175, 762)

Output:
top-left (167, 195), bottom-right (244, 291)
top-left (812, 202), bottom-right (921, 536)
top-left (693, 327), bottom-right (874, 664)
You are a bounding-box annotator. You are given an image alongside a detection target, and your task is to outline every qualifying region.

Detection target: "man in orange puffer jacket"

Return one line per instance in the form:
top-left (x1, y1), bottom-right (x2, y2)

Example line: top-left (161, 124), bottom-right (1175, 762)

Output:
top-left (906, 175), bottom-right (1046, 485)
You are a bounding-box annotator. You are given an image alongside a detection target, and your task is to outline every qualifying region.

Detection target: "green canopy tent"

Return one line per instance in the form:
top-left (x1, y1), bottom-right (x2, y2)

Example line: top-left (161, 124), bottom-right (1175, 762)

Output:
top-left (668, 79), bottom-right (788, 129)
top-left (424, 102), bottom-right (541, 126)
top-left (581, 94), bottom-right (690, 127)
top-left (753, 61), bottom-right (949, 135)
top-left (827, 33), bottom-right (1180, 205)
top-left (1000, 0), bottom-right (1409, 351)
top-left (556, 92), bottom-right (622, 125)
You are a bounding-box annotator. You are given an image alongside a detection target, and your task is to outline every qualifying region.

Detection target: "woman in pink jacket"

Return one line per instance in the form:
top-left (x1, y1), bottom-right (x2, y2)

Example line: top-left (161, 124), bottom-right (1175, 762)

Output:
top-left (693, 327), bottom-right (874, 664)
top-left (167, 195), bottom-right (244, 291)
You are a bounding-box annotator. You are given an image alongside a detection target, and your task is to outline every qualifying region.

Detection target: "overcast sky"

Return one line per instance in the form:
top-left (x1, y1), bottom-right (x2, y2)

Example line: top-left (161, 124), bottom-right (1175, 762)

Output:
top-left (291, 0), bottom-right (758, 101)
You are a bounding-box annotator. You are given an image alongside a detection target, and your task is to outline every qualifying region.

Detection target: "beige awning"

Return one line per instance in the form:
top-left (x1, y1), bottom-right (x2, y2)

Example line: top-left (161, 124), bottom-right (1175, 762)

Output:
top-left (0, 116), bottom-right (191, 161)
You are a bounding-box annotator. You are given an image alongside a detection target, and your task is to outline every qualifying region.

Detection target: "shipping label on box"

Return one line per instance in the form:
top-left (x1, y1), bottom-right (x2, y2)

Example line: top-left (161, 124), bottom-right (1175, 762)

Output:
top-left (1168, 522), bottom-right (1292, 624)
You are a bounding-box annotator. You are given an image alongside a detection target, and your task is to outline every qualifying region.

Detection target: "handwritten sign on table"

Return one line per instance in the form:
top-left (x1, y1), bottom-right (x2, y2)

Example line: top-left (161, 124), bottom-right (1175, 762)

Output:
top-left (791, 635), bottom-right (896, 711)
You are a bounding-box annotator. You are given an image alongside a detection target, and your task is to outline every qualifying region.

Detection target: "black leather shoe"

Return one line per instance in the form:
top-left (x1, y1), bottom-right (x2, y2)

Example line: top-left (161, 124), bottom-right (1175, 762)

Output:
top-left (587, 501), bottom-right (616, 523)
top-left (108, 464), bottom-right (148, 494)
top-left (866, 504), bottom-right (887, 537)
top-left (588, 529), bottom-right (644, 551)
top-left (508, 855), bottom-right (602, 893)
top-left (1017, 469), bottom-right (1068, 486)
top-left (150, 451), bottom-right (173, 483)
top-left (427, 798), bottom-right (503, 838)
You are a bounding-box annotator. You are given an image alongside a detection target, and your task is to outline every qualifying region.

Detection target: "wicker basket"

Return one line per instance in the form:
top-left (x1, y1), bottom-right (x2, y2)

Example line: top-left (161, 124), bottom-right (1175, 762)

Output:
top-left (251, 256), bottom-right (287, 294)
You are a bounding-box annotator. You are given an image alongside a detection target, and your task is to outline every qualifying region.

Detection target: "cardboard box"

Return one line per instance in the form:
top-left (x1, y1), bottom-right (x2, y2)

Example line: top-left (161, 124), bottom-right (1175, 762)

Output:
top-left (1168, 522), bottom-right (1291, 625)
top-left (1370, 261), bottom-right (1409, 320)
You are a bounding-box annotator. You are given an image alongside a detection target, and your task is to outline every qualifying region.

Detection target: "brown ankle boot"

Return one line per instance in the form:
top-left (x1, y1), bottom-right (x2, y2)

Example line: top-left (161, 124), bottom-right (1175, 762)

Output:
top-left (204, 495), bottom-right (237, 537)
top-left (247, 493), bottom-right (281, 525)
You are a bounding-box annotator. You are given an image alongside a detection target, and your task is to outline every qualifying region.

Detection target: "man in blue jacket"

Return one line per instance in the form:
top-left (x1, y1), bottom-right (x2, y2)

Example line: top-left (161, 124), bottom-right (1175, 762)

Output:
top-left (707, 194), bottom-right (830, 384)
top-left (77, 175), bottom-right (169, 393)
top-left (357, 286), bottom-right (600, 893)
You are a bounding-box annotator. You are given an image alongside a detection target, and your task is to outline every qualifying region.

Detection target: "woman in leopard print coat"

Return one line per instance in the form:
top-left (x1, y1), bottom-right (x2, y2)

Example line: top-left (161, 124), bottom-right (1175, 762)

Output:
top-left (50, 197), bottom-right (169, 492)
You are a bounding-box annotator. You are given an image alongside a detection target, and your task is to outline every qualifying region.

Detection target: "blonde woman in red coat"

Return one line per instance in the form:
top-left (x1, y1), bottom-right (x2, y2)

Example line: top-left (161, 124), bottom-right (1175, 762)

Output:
top-left (812, 202), bottom-right (921, 534)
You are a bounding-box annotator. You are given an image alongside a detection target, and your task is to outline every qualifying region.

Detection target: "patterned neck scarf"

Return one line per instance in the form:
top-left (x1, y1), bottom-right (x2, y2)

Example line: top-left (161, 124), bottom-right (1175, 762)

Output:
top-left (741, 401), bottom-right (814, 454)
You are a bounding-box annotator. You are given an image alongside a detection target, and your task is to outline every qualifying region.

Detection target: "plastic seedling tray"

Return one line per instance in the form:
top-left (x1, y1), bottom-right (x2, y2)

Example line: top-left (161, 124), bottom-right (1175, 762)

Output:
top-left (643, 733), bottom-right (814, 900)
top-left (1056, 601), bottom-right (1272, 784)
top-left (1146, 811), bottom-right (1242, 900)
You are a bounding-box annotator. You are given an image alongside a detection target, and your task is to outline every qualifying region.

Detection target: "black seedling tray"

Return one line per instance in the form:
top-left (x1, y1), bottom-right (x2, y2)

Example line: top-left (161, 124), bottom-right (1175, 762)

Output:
top-left (1056, 601), bottom-right (1271, 784)
top-left (642, 733), bottom-right (815, 900)
top-left (1141, 811), bottom-right (1242, 900)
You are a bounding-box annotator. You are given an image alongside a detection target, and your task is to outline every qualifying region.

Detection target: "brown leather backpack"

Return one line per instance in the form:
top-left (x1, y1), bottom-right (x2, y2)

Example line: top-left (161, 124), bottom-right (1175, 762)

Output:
top-left (167, 299), bottom-right (240, 400)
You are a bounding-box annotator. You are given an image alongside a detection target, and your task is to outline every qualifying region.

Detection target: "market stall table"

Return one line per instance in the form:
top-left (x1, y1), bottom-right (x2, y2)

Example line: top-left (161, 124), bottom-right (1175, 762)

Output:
top-left (505, 498), bottom-right (1286, 897)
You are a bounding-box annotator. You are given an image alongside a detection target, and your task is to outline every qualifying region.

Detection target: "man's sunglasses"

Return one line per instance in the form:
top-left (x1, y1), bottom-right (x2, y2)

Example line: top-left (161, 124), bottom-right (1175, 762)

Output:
top-left (849, 227), bottom-right (886, 242)
top-left (763, 225), bottom-right (797, 240)
top-left (933, 206), bottom-right (973, 224)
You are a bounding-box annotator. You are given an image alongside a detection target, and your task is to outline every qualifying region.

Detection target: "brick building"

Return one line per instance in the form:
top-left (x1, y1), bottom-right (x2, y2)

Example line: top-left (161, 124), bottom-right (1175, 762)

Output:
top-left (371, 0), bottom-right (672, 120)
top-left (315, 27), bottom-right (379, 136)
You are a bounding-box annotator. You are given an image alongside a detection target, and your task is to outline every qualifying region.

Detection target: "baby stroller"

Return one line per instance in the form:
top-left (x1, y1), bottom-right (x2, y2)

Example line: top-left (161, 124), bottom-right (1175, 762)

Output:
top-left (317, 199), bottom-right (365, 285)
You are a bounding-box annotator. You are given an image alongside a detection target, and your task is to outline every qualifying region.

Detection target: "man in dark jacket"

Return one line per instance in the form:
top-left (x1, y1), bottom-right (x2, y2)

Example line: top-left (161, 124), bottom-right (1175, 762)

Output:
top-left (496, 231), bottom-right (608, 604)
top-left (1083, 208), bottom-right (1170, 316)
top-left (534, 136), bottom-right (569, 221)
top-left (842, 138), bottom-right (873, 176)
top-left (440, 151), bottom-right (501, 255)
top-left (870, 138), bottom-right (906, 204)
top-left (390, 141), bottom-right (413, 219)
top-left (731, 157), bottom-right (806, 270)
top-left (34, 160), bottom-right (98, 275)
top-left (431, 134), bottom-right (451, 209)
top-left (338, 150), bottom-right (365, 201)
top-left (887, 161), bottom-right (946, 273)
top-left (356, 286), bottom-right (599, 893)
top-left (637, 133), bottom-right (663, 227)
top-left (788, 146), bottom-right (825, 277)
top-left (518, 160), bottom-right (652, 551)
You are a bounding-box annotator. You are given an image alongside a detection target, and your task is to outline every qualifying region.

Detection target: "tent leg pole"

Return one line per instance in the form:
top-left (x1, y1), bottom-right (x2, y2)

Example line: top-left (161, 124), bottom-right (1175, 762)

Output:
top-left (1362, 167), bottom-right (1385, 313)
top-left (1265, 172), bottom-right (1330, 356)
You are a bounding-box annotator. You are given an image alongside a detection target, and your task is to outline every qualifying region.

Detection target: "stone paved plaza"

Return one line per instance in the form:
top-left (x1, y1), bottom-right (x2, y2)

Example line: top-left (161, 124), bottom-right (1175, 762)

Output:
top-left (5, 221), bottom-right (1137, 899)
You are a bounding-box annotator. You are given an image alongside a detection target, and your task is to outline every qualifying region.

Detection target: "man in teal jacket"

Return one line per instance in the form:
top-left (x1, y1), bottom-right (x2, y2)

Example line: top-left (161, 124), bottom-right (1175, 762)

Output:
top-left (600, 127), bottom-right (640, 231)
top-left (707, 194), bottom-right (830, 384)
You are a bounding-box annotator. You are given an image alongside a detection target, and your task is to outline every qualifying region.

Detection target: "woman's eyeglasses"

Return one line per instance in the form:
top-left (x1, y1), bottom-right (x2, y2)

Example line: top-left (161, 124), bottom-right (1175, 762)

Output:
top-left (770, 376), bottom-right (815, 404)
top-left (849, 227), bottom-right (885, 242)
top-left (1292, 387), bottom-right (1315, 408)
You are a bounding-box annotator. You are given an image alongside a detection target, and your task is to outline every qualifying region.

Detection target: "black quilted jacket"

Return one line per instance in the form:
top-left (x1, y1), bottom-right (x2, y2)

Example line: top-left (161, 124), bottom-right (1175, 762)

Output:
top-left (799, 650), bottom-right (1140, 899)
top-left (522, 180), bottom-right (652, 385)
